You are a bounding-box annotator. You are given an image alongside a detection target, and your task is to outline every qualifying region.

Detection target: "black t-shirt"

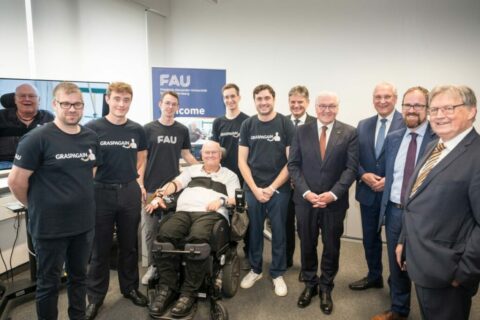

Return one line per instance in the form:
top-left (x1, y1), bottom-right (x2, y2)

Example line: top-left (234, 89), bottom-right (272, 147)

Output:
top-left (211, 112), bottom-right (249, 180)
top-left (239, 113), bottom-right (294, 192)
top-left (144, 120), bottom-right (191, 192)
top-left (0, 108), bottom-right (54, 161)
top-left (13, 122), bottom-right (101, 239)
top-left (85, 117), bottom-right (147, 184)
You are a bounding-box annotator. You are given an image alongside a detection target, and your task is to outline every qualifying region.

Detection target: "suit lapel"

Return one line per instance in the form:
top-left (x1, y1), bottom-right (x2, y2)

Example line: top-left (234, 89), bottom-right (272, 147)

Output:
top-left (390, 130), bottom-right (405, 162)
top-left (418, 124), bottom-right (437, 160)
top-left (310, 121), bottom-right (323, 163)
top-left (366, 116), bottom-right (377, 158)
top-left (407, 130), bottom-right (476, 203)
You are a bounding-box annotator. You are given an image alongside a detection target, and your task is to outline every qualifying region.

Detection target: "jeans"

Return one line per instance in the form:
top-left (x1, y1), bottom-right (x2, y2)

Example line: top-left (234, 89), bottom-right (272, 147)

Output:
top-left (246, 190), bottom-right (289, 278)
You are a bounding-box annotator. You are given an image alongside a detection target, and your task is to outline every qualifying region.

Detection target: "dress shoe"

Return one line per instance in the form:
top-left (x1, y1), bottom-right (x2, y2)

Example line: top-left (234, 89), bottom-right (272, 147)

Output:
top-left (149, 285), bottom-right (176, 317)
top-left (123, 289), bottom-right (148, 307)
top-left (171, 295), bottom-right (196, 318)
top-left (297, 286), bottom-right (318, 308)
top-left (349, 277), bottom-right (384, 290)
top-left (85, 302), bottom-right (102, 320)
top-left (320, 291), bottom-right (333, 315)
top-left (371, 310), bottom-right (407, 320)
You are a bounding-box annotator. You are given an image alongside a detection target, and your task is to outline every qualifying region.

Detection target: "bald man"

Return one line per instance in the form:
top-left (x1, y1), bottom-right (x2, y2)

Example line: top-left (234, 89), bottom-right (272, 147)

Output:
top-left (0, 84), bottom-right (54, 167)
top-left (145, 141), bottom-right (240, 318)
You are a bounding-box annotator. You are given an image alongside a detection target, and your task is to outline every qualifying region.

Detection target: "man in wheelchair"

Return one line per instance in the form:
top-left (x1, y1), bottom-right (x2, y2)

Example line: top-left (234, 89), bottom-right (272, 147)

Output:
top-left (145, 141), bottom-right (240, 318)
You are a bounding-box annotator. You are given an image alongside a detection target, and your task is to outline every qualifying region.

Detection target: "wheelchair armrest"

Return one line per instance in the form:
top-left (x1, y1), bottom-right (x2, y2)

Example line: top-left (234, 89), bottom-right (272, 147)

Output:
top-left (210, 218), bottom-right (230, 253)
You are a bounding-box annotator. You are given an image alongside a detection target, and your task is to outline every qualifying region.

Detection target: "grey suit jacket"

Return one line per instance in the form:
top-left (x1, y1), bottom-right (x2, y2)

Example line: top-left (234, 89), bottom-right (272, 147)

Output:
top-left (288, 120), bottom-right (359, 212)
top-left (401, 129), bottom-right (480, 288)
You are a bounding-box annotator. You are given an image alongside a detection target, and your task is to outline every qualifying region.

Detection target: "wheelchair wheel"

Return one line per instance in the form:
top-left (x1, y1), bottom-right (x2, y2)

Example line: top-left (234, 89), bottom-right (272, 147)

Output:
top-left (221, 253), bottom-right (240, 298)
top-left (210, 300), bottom-right (228, 320)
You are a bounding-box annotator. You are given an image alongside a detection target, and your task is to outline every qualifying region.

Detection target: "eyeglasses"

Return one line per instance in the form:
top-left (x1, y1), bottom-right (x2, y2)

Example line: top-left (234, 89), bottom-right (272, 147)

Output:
top-left (402, 104), bottom-right (427, 111)
top-left (316, 105), bottom-right (337, 111)
top-left (429, 104), bottom-right (465, 116)
top-left (56, 100), bottom-right (85, 110)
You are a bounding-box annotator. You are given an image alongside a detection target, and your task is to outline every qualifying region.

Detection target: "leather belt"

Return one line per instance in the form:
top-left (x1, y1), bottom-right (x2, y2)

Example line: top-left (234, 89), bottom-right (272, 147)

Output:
top-left (94, 181), bottom-right (134, 190)
top-left (390, 201), bottom-right (404, 209)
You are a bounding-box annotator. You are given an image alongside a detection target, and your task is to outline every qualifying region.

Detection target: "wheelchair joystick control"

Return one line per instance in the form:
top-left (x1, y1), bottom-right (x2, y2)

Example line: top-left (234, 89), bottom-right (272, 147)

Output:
top-left (235, 188), bottom-right (245, 212)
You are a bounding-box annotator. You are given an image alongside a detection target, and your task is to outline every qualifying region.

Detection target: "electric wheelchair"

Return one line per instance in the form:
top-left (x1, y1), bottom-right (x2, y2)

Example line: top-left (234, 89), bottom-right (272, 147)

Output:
top-left (147, 188), bottom-right (246, 320)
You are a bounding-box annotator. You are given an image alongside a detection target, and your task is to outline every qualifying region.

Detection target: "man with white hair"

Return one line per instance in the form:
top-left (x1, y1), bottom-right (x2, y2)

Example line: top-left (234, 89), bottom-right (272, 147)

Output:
top-left (288, 91), bottom-right (358, 314)
top-left (145, 140), bottom-right (239, 318)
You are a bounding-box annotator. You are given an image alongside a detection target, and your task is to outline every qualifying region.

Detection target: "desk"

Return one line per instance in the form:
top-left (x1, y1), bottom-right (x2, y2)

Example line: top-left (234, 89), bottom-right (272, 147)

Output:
top-left (0, 186), bottom-right (28, 275)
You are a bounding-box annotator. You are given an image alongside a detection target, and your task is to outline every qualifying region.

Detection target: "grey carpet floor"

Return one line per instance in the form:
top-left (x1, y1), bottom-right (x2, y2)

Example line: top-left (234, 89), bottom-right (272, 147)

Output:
top-left (4, 238), bottom-right (480, 320)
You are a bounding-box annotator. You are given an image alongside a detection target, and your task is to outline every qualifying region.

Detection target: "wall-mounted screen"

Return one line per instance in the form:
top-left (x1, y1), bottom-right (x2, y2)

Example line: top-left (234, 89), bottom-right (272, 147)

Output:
top-left (0, 77), bottom-right (109, 171)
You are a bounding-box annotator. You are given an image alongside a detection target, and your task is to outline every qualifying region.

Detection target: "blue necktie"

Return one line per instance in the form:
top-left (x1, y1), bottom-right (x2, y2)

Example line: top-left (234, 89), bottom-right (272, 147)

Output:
top-left (375, 118), bottom-right (387, 158)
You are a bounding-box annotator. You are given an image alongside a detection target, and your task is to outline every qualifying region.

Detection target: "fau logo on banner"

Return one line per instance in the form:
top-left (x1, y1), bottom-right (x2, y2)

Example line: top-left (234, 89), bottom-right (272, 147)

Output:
top-left (151, 67), bottom-right (226, 119)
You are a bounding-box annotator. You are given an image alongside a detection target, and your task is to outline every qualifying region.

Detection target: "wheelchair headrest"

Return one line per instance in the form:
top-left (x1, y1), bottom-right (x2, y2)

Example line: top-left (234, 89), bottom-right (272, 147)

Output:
top-left (0, 93), bottom-right (16, 109)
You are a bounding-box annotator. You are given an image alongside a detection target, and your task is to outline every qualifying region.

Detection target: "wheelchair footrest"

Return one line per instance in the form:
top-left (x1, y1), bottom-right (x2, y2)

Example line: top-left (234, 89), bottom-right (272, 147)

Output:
top-left (149, 303), bottom-right (197, 320)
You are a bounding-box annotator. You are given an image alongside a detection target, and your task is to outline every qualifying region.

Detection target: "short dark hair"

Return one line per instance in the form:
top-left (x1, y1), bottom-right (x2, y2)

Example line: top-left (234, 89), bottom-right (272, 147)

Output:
top-left (222, 83), bottom-right (240, 95)
top-left (402, 86), bottom-right (429, 106)
top-left (253, 84), bottom-right (275, 99)
top-left (288, 85), bottom-right (309, 99)
top-left (161, 91), bottom-right (179, 102)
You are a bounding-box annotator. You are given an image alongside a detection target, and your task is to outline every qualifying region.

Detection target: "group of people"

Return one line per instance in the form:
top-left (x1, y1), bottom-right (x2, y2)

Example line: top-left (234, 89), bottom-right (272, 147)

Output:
top-left (2, 80), bottom-right (479, 320)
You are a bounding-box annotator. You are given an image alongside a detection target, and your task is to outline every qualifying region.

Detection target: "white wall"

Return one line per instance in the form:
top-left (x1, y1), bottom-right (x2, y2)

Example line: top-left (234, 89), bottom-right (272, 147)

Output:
top-left (163, 0), bottom-right (480, 126)
top-left (0, 0), bottom-right (155, 124)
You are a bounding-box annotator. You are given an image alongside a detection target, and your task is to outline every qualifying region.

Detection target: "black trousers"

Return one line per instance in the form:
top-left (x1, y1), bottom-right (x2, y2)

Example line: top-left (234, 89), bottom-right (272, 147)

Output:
top-left (87, 181), bottom-right (142, 303)
top-left (33, 230), bottom-right (94, 320)
top-left (156, 211), bottom-right (223, 295)
top-left (296, 203), bottom-right (346, 292)
top-left (415, 282), bottom-right (479, 320)
top-left (285, 189), bottom-right (296, 266)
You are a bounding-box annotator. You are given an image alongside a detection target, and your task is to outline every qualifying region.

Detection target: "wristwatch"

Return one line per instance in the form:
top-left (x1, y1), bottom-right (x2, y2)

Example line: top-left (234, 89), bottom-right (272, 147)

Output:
top-left (219, 197), bottom-right (227, 207)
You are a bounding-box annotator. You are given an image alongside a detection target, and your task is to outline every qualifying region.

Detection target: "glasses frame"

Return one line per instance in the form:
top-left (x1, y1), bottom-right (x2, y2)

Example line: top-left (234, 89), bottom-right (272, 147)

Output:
top-left (401, 104), bottom-right (427, 111)
top-left (55, 100), bottom-right (85, 110)
top-left (428, 103), bottom-right (465, 116)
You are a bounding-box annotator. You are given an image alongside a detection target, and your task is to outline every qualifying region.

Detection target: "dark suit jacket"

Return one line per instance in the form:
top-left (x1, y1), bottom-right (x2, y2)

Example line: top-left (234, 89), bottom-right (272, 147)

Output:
top-left (378, 123), bottom-right (438, 230)
top-left (285, 113), bottom-right (316, 125)
top-left (288, 120), bottom-right (359, 212)
top-left (355, 110), bottom-right (405, 206)
top-left (401, 129), bottom-right (480, 288)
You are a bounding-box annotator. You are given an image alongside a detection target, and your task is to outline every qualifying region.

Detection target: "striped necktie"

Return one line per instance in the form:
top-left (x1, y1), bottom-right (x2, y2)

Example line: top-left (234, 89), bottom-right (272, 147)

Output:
top-left (410, 142), bottom-right (446, 196)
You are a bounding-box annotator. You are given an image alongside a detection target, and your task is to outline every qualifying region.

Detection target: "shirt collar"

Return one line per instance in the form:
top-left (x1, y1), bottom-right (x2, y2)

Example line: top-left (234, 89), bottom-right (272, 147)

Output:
top-left (291, 113), bottom-right (307, 124)
top-left (441, 126), bottom-right (474, 151)
top-left (406, 120), bottom-right (428, 138)
top-left (317, 120), bottom-right (335, 131)
top-left (378, 111), bottom-right (395, 123)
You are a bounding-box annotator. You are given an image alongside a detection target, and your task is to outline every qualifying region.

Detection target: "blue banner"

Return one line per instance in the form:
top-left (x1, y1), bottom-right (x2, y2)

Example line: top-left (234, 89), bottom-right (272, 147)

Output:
top-left (151, 67), bottom-right (226, 119)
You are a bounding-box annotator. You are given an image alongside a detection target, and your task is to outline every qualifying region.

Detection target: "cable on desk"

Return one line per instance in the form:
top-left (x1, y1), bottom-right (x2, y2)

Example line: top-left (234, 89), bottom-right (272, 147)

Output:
top-left (8, 211), bottom-right (21, 283)
top-left (0, 247), bottom-right (10, 282)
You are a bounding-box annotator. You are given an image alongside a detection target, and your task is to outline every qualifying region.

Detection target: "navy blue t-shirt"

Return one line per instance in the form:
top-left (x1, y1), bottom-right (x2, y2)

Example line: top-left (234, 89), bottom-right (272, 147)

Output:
top-left (85, 117), bottom-right (147, 184)
top-left (13, 122), bottom-right (100, 239)
top-left (143, 120), bottom-right (191, 193)
top-left (239, 113), bottom-right (294, 192)
top-left (211, 112), bottom-right (249, 181)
